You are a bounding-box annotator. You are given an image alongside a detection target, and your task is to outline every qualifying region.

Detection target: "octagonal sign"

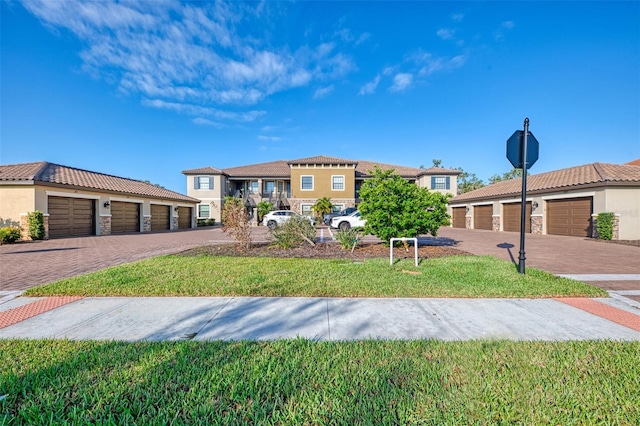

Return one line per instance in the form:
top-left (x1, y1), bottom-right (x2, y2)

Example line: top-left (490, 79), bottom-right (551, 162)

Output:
top-left (507, 130), bottom-right (539, 169)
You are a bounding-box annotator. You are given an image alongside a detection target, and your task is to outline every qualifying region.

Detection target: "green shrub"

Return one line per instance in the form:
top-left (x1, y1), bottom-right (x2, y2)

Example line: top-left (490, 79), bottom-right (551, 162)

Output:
top-left (197, 219), bottom-right (216, 227)
top-left (27, 211), bottom-right (45, 240)
top-left (257, 201), bottom-right (273, 224)
top-left (335, 227), bottom-right (362, 250)
top-left (0, 226), bottom-right (21, 244)
top-left (271, 215), bottom-right (316, 249)
top-left (596, 212), bottom-right (615, 240)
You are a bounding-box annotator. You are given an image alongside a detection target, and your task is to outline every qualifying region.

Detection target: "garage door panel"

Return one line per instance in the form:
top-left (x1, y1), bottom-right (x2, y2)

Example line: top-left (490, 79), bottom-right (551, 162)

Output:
top-left (547, 197), bottom-right (592, 237)
top-left (111, 201), bottom-right (140, 234)
top-left (474, 205), bottom-right (493, 230)
top-left (452, 207), bottom-right (466, 228)
top-left (151, 205), bottom-right (171, 231)
top-left (503, 202), bottom-right (531, 233)
top-left (178, 207), bottom-right (192, 229)
top-left (48, 196), bottom-right (95, 238)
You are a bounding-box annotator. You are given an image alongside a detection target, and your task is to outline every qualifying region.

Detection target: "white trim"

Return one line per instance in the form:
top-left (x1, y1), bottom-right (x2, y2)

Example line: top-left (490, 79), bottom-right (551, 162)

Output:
top-left (499, 198), bottom-right (536, 204)
top-left (143, 214), bottom-right (152, 218)
top-left (530, 214), bottom-right (544, 217)
top-left (45, 190), bottom-right (100, 200)
top-left (108, 196), bottom-right (144, 203)
top-left (20, 213), bottom-right (50, 216)
top-left (99, 214), bottom-right (112, 217)
top-left (470, 202), bottom-right (493, 207)
top-left (541, 192), bottom-right (596, 201)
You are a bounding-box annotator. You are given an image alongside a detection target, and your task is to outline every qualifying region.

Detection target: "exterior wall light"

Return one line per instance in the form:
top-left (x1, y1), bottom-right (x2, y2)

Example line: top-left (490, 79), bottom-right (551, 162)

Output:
top-left (103, 201), bottom-right (110, 208)
top-left (532, 201), bottom-right (539, 210)
top-left (174, 206), bottom-right (180, 212)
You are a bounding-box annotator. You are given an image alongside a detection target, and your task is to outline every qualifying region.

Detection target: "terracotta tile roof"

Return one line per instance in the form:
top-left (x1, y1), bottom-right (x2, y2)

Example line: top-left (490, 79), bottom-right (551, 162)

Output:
top-left (187, 156), bottom-right (462, 179)
top-left (417, 166), bottom-right (461, 176)
top-left (288, 155), bottom-right (358, 165)
top-left (625, 158), bottom-right (640, 166)
top-left (450, 162), bottom-right (640, 203)
top-left (355, 160), bottom-right (424, 178)
top-left (222, 160), bottom-right (291, 178)
top-left (182, 166), bottom-right (224, 174)
top-left (0, 162), bottom-right (198, 203)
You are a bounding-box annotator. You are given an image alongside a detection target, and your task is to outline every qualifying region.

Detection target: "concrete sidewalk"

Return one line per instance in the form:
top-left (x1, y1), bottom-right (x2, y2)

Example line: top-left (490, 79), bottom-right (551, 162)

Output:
top-left (1, 295), bottom-right (639, 342)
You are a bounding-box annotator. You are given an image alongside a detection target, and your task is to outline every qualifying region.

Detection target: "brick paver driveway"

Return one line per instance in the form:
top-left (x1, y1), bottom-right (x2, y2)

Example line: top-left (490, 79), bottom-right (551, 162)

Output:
top-left (0, 227), bottom-right (271, 291)
top-left (436, 227), bottom-right (640, 291)
top-left (2, 226), bottom-right (638, 292)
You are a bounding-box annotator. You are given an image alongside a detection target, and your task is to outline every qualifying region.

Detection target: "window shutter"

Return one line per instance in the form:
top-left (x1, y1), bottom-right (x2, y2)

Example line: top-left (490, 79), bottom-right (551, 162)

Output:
top-left (431, 176), bottom-right (436, 189)
top-left (208, 177), bottom-right (213, 189)
top-left (446, 176), bottom-right (450, 189)
top-left (194, 177), bottom-right (200, 189)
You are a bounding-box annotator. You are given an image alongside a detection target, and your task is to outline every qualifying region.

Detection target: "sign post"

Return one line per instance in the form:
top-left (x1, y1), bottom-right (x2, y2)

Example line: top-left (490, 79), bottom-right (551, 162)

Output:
top-left (506, 118), bottom-right (539, 274)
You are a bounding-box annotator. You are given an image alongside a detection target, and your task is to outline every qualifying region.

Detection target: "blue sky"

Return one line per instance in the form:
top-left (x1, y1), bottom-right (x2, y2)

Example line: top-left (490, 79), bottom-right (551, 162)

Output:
top-left (2, 0), bottom-right (638, 194)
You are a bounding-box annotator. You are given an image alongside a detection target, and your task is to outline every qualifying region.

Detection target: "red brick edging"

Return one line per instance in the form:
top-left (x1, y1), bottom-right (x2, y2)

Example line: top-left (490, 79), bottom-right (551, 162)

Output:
top-left (0, 296), bottom-right (83, 329)
top-left (555, 298), bottom-right (640, 332)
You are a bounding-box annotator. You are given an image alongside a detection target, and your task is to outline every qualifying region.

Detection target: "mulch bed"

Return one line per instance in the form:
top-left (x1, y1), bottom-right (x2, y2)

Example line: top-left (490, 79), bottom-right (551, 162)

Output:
top-left (179, 241), bottom-right (471, 260)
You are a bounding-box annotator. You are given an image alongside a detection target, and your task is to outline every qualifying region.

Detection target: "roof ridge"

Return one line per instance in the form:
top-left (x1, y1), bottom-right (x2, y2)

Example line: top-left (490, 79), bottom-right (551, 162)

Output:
top-left (42, 162), bottom-right (157, 184)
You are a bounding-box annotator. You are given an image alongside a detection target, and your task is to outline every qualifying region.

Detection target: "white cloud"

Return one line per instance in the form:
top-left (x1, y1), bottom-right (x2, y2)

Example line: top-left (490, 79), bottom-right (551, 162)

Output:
top-left (451, 13), bottom-right (464, 22)
top-left (358, 75), bottom-right (380, 95)
top-left (21, 0), bottom-right (356, 122)
top-left (258, 135), bottom-right (283, 141)
top-left (192, 117), bottom-right (223, 128)
top-left (437, 28), bottom-right (456, 41)
top-left (261, 125), bottom-right (278, 132)
top-left (418, 54), bottom-right (466, 76)
top-left (495, 20), bottom-right (515, 40)
top-left (313, 85), bottom-right (334, 99)
top-left (389, 73), bottom-right (413, 92)
top-left (142, 99), bottom-right (265, 122)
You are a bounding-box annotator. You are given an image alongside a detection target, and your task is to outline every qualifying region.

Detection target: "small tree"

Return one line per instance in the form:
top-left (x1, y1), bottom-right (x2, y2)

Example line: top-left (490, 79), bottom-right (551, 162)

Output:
top-left (358, 167), bottom-right (450, 247)
top-left (257, 201), bottom-right (273, 224)
top-left (28, 211), bottom-right (46, 240)
top-left (221, 196), bottom-right (251, 251)
top-left (311, 197), bottom-right (334, 223)
top-left (596, 212), bottom-right (615, 241)
top-left (270, 215), bottom-right (316, 248)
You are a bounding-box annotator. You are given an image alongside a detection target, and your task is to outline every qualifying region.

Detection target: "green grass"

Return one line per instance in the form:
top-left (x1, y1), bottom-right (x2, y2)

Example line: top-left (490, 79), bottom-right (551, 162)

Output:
top-left (24, 255), bottom-right (606, 298)
top-left (1, 339), bottom-right (638, 424)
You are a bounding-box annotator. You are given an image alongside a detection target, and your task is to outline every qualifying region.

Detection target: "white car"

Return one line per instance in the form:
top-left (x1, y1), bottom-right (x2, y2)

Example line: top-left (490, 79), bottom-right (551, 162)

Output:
top-left (262, 210), bottom-right (316, 230)
top-left (330, 210), bottom-right (366, 231)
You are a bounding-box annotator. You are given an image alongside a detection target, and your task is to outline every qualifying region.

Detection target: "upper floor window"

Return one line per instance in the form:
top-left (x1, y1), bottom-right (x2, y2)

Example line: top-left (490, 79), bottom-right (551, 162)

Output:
top-left (194, 176), bottom-right (213, 190)
top-left (301, 175), bottom-right (313, 190)
top-left (431, 176), bottom-right (450, 190)
top-left (264, 181), bottom-right (275, 194)
top-left (332, 175), bottom-right (345, 191)
top-left (198, 204), bottom-right (210, 218)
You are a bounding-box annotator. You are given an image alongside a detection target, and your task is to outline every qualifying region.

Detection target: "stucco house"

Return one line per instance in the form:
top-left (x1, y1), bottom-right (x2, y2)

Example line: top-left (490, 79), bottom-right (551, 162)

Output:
top-left (448, 161), bottom-right (640, 240)
top-left (0, 162), bottom-right (199, 239)
top-left (183, 155), bottom-right (460, 223)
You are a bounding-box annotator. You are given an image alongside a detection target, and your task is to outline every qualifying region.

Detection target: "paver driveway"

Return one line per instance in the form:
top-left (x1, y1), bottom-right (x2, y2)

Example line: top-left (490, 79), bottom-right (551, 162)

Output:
top-left (1, 226), bottom-right (638, 292)
top-left (1, 227), bottom-right (267, 291)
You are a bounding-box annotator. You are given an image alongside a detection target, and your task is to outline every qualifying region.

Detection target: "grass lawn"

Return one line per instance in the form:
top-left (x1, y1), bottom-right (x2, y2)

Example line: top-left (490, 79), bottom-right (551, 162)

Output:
top-left (24, 255), bottom-right (606, 298)
top-left (1, 339), bottom-right (638, 424)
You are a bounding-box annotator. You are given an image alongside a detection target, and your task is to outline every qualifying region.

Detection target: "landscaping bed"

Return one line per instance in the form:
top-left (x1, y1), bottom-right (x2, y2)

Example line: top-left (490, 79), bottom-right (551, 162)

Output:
top-left (178, 241), bottom-right (471, 260)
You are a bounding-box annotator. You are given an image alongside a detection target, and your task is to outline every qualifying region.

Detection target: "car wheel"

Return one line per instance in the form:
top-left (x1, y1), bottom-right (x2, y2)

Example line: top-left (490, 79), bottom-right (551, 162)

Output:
top-left (338, 221), bottom-right (351, 231)
top-left (267, 220), bottom-right (277, 230)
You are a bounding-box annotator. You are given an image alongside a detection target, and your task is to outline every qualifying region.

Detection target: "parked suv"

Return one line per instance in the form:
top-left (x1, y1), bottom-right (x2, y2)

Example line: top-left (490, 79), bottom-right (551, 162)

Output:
top-left (323, 206), bottom-right (358, 225)
top-left (263, 210), bottom-right (316, 230)
top-left (330, 210), bottom-right (366, 231)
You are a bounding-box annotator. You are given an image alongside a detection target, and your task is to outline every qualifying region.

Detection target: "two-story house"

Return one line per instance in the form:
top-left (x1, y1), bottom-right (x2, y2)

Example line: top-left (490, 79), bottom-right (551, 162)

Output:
top-left (183, 155), bottom-right (460, 224)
